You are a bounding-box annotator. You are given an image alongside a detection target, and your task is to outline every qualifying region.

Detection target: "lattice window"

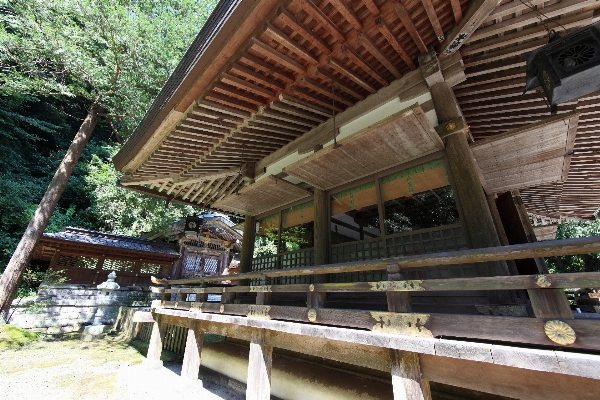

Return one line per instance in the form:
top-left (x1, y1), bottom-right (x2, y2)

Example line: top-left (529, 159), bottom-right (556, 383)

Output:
top-left (102, 259), bottom-right (135, 272)
top-left (203, 258), bottom-right (219, 274)
top-left (330, 239), bottom-right (385, 282)
top-left (140, 263), bottom-right (169, 275)
top-left (55, 255), bottom-right (98, 269)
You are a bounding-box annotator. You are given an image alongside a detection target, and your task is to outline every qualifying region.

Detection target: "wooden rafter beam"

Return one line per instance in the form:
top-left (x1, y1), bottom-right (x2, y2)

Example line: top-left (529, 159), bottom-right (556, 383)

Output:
top-left (265, 23), bottom-right (319, 64)
top-left (328, 0), bottom-right (362, 30)
top-left (296, 0), bottom-right (346, 43)
top-left (229, 63), bottom-right (286, 91)
top-left (220, 73), bottom-right (276, 99)
top-left (269, 101), bottom-right (327, 122)
top-left (450, 0), bottom-right (463, 24)
top-left (277, 7), bottom-right (332, 55)
top-left (327, 57), bottom-right (377, 93)
top-left (300, 76), bottom-right (355, 106)
top-left (290, 85), bottom-right (344, 112)
top-left (394, 2), bottom-right (428, 54)
top-left (363, 0), bottom-right (380, 17)
top-left (278, 93), bottom-right (332, 117)
top-left (357, 32), bottom-right (402, 79)
top-left (204, 92), bottom-right (258, 113)
top-left (420, 0), bottom-right (445, 41)
top-left (314, 67), bottom-right (365, 100)
top-left (197, 100), bottom-right (251, 119)
top-left (374, 17), bottom-right (416, 70)
top-left (439, 0), bottom-right (503, 55)
top-left (213, 83), bottom-right (267, 106)
top-left (239, 53), bottom-right (296, 83)
top-left (250, 38), bottom-right (306, 74)
top-left (341, 44), bottom-right (388, 87)
top-left (258, 107), bottom-right (317, 128)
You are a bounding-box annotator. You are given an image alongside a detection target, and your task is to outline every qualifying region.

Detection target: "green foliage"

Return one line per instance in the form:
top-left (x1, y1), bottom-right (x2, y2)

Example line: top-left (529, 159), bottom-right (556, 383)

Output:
top-left (17, 266), bottom-right (66, 299)
top-left (546, 218), bottom-right (600, 274)
top-left (0, 0), bottom-right (215, 281)
top-left (84, 145), bottom-right (198, 236)
top-left (0, 324), bottom-right (40, 349)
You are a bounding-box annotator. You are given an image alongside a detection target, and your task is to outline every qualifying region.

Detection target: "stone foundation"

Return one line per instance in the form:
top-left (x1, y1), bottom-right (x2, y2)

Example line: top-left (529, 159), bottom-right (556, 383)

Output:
top-left (9, 283), bottom-right (156, 334)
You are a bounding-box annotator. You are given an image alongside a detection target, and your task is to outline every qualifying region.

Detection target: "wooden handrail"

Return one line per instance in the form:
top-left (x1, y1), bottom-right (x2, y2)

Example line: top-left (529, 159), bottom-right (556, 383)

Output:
top-left (152, 235), bottom-right (600, 285)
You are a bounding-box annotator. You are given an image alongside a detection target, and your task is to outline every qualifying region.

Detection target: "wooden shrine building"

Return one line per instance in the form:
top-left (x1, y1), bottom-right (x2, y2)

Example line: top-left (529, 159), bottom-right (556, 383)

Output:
top-left (33, 227), bottom-right (179, 286)
top-left (114, 0), bottom-right (600, 398)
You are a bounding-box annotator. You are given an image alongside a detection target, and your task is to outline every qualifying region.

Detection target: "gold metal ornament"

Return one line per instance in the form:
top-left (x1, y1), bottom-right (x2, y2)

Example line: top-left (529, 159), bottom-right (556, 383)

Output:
top-left (219, 304), bottom-right (225, 313)
top-left (309, 284), bottom-right (315, 292)
top-left (535, 274), bottom-right (552, 288)
top-left (445, 121), bottom-right (456, 131)
top-left (544, 320), bottom-right (576, 345)
top-left (247, 305), bottom-right (271, 319)
top-left (307, 309), bottom-right (317, 322)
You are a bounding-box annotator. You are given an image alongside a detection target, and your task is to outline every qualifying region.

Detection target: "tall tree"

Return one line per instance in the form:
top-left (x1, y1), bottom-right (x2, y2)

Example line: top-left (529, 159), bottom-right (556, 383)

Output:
top-left (0, 0), bottom-right (214, 318)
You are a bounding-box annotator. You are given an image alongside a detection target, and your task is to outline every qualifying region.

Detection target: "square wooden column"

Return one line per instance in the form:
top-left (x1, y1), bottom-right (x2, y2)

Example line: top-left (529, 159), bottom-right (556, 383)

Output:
top-left (240, 215), bottom-right (256, 275)
top-left (246, 328), bottom-right (273, 400)
top-left (145, 313), bottom-right (166, 368)
top-left (312, 188), bottom-right (329, 306)
top-left (181, 320), bottom-right (205, 381)
top-left (387, 264), bottom-right (432, 400)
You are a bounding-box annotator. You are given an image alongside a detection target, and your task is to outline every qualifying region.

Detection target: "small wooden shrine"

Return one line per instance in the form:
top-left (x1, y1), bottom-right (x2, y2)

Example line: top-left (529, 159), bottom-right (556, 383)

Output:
top-left (114, 0), bottom-right (600, 398)
top-left (33, 227), bottom-right (179, 286)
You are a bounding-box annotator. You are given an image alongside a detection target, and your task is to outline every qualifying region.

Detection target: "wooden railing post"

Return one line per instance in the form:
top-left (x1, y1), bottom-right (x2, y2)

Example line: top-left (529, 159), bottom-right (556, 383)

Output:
top-left (256, 275), bottom-right (272, 305)
top-left (181, 320), bottom-right (205, 381)
top-left (145, 313), bottom-right (166, 368)
top-left (387, 264), bottom-right (432, 400)
top-left (246, 328), bottom-right (273, 400)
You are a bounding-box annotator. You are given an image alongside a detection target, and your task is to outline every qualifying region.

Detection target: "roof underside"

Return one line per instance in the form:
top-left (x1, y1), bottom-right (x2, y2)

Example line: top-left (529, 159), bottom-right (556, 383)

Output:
top-left (115, 0), bottom-right (600, 220)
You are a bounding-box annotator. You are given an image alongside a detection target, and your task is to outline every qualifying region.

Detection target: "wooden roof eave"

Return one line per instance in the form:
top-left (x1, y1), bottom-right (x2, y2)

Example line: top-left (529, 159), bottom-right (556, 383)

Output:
top-left (113, 0), bottom-right (279, 173)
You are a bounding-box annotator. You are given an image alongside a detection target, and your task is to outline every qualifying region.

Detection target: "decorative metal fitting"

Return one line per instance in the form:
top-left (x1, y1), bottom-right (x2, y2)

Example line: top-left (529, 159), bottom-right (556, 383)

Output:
top-left (544, 320), bottom-right (576, 345)
top-left (307, 309), bottom-right (317, 322)
top-left (535, 274), bottom-right (552, 288)
top-left (219, 304), bottom-right (225, 313)
top-left (445, 121), bottom-right (456, 131)
top-left (309, 284), bottom-right (315, 292)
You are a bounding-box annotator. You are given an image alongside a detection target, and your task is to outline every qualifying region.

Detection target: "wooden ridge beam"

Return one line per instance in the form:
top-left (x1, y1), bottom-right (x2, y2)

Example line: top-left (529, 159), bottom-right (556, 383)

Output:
top-left (357, 32), bottom-right (403, 79)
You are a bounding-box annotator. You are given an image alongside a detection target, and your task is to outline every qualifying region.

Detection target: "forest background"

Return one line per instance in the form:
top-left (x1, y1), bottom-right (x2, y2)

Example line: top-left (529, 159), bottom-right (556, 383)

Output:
top-left (0, 0), bottom-right (598, 296)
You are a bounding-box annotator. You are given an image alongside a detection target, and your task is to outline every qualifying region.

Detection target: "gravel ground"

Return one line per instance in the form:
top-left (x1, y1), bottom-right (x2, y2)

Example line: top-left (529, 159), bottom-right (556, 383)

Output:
top-left (0, 334), bottom-right (243, 400)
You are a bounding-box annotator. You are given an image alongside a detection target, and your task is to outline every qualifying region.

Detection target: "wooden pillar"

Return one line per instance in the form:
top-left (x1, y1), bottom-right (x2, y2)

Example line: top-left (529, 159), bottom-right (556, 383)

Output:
top-left (146, 314), bottom-right (166, 367)
top-left (495, 191), bottom-right (572, 319)
top-left (240, 215), bottom-right (256, 274)
top-left (246, 329), bottom-right (273, 400)
top-left (181, 320), bottom-right (204, 381)
top-left (387, 264), bottom-right (432, 400)
top-left (313, 188), bottom-right (329, 266)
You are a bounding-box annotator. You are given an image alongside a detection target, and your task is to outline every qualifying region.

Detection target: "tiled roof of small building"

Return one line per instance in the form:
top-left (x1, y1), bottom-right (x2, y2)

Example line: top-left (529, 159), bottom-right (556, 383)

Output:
top-left (43, 227), bottom-right (179, 255)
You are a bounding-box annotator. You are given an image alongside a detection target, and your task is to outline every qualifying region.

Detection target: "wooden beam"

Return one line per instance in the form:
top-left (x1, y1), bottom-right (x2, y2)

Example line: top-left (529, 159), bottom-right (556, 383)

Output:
top-left (213, 83), bottom-right (267, 106)
top-left (270, 101), bottom-right (327, 122)
top-left (391, 350), bottom-right (432, 400)
top-left (220, 73), bottom-right (276, 99)
top-left (246, 329), bottom-right (273, 400)
top-left (328, 0), bottom-right (362, 30)
top-left (277, 8), bottom-right (332, 55)
top-left (265, 23), bottom-right (319, 64)
top-left (229, 63), bottom-right (286, 91)
top-left (250, 38), bottom-right (306, 74)
top-left (357, 32), bottom-right (402, 79)
top-left (394, 1), bottom-right (428, 54)
top-left (197, 99), bottom-right (253, 119)
top-left (420, 0), bottom-right (444, 42)
top-left (315, 67), bottom-right (365, 100)
top-left (439, 0), bottom-right (503, 55)
top-left (296, 0), bottom-right (346, 43)
top-left (327, 57), bottom-right (377, 93)
top-left (363, 0), bottom-right (381, 17)
top-left (342, 44), bottom-right (388, 87)
top-left (449, 0), bottom-right (463, 24)
top-left (239, 53), bottom-right (296, 83)
top-left (300, 76), bottom-right (354, 106)
top-left (278, 93), bottom-right (332, 117)
top-left (205, 92), bottom-right (258, 113)
top-left (375, 17), bottom-right (416, 70)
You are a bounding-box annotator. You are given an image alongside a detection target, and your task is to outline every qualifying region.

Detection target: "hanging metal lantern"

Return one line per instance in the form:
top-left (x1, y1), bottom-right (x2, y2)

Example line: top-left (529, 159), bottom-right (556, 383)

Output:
top-left (524, 21), bottom-right (600, 113)
top-left (184, 216), bottom-right (204, 234)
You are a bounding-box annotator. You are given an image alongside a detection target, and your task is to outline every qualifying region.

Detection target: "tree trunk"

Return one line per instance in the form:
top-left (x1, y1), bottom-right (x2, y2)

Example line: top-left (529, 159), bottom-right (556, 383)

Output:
top-left (0, 99), bottom-right (102, 320)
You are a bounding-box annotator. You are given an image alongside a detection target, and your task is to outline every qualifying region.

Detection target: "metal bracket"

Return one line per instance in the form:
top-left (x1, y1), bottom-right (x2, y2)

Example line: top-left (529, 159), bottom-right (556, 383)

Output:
top-left (370, 312), bottom-right (432, 337)
top-left (247, 305), bottom-right (271, 320)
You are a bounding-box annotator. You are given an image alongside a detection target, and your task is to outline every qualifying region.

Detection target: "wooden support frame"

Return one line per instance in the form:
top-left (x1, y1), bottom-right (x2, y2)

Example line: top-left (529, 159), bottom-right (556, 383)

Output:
top-left (181, 320), bottom-right (205, 380)
top-left (146, 314), bottom-right (166, 367)
top-left (246, 328), bottom-right (273, 400)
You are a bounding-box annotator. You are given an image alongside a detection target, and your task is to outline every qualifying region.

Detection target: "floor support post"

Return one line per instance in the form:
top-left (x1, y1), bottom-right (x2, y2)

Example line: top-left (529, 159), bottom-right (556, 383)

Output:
top-left (246, 328), bottom-right (273, 400)
top-left (145, 314), bottom-right (166, 368)
top-left (181, 320), bottom-right (204, 380)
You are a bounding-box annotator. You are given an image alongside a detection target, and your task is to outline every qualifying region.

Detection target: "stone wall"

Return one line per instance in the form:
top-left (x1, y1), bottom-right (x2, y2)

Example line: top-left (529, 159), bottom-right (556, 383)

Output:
top-left (8, 283), bottom-right (156, 334)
